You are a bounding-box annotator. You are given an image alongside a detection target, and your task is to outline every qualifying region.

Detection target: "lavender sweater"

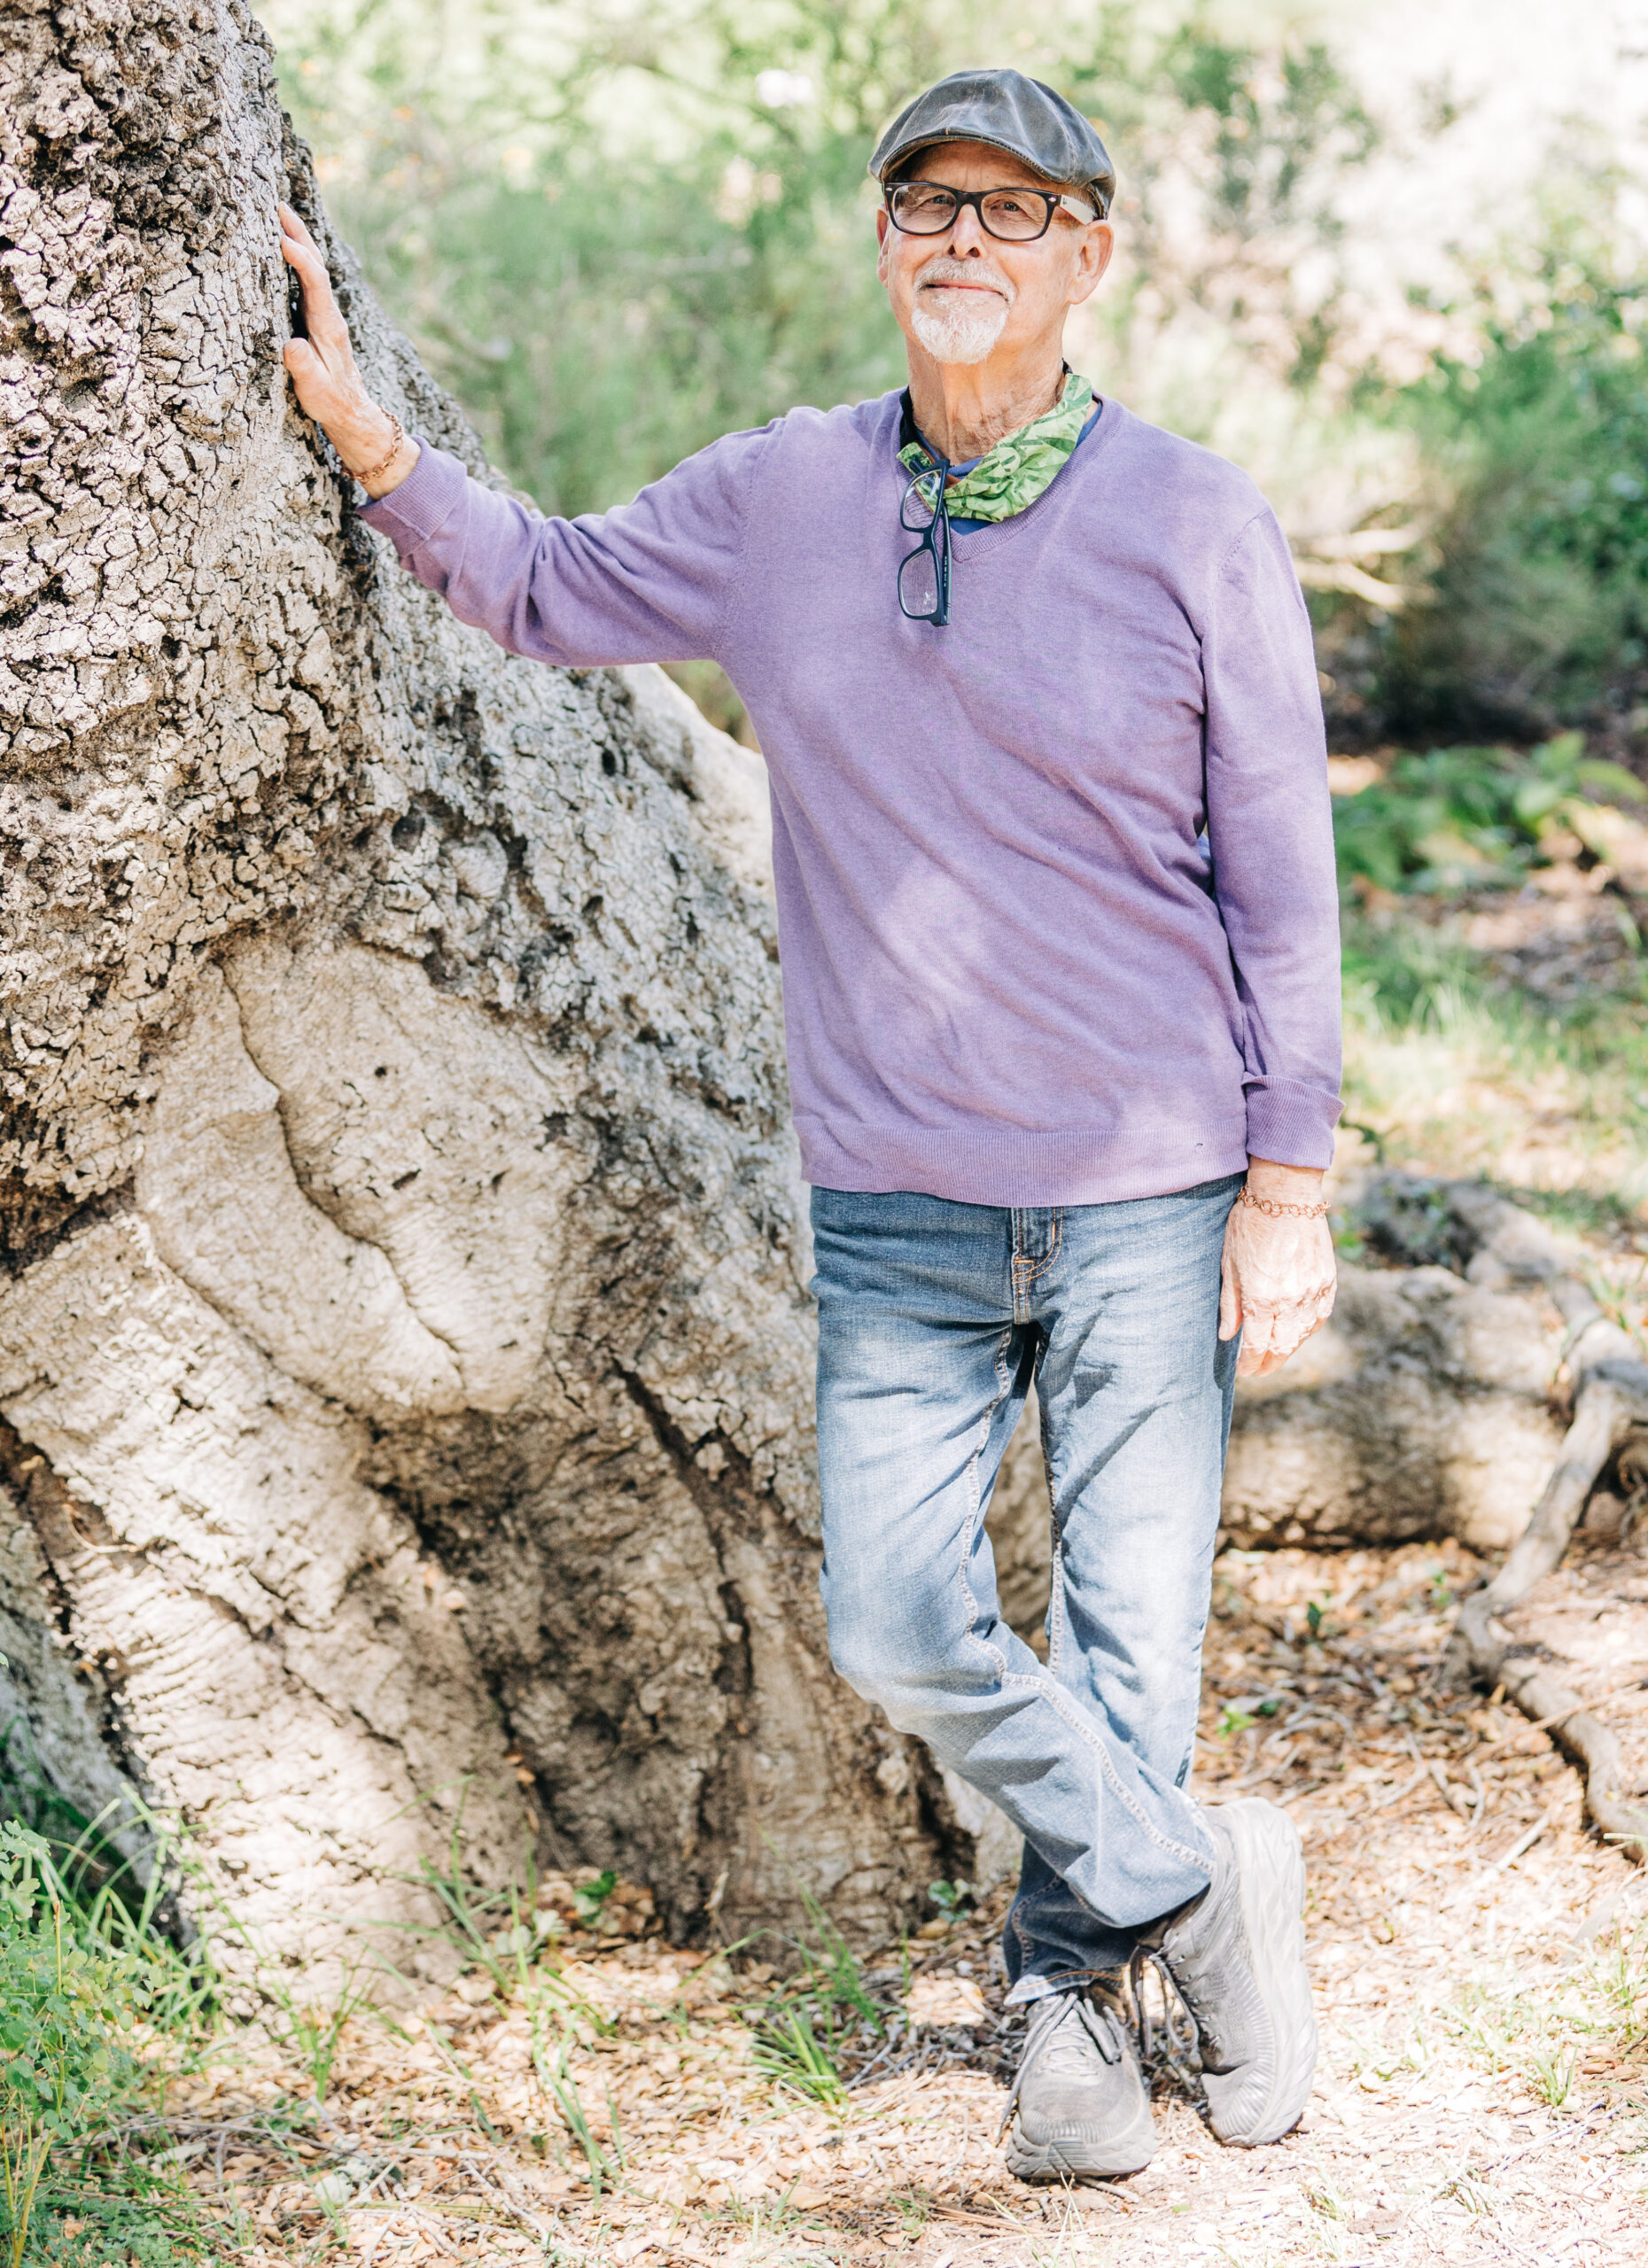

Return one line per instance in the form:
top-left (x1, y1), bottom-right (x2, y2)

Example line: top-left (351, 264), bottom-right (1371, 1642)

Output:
top-left (361, 392), bottom-right (1341, 1206)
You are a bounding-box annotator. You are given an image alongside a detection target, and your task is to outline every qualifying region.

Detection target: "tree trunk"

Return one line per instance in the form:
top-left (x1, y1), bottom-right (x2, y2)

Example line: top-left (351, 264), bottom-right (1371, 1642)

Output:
top-left (0, 0), bottom-right (973, 1975)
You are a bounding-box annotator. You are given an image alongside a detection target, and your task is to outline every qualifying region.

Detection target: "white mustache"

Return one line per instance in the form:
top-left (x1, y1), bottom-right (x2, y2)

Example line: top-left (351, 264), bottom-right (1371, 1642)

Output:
top-left (913, 253), bottom-right (1017, 307)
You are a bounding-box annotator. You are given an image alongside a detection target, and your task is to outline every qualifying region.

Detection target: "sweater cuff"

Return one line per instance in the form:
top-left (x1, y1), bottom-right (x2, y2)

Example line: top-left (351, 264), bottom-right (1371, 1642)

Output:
top-left (1243, 1077), bottom-right (1341, 1171)
top-left (357, 439), bottom-right (470, 551)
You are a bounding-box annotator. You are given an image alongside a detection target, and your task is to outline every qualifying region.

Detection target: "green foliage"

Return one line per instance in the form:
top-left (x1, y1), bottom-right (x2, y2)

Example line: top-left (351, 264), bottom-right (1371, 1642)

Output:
top-left (744, 1886), bottom-right (885, 2106)
top-left (0, 1726), bottom-right (120, 1895)
top-left (1339, 878), bottom-right (1648, 1226)
top-left (750, 2001), bottom-right (846, 2105)
top-left (925, 1877), bottom-right (970, 1916)
top-left (278, 0), bottom-right (944, 517)
top-left (1388, 272), bottom-right (1648, 734)
top-left (1343, 896), bottom-right (1648, 1073)
top-left (267, 2), bottom-right (1648, 739)
top-left (1448, 1918), bottom-right (1648, 2124)
top-left (0, 1822), bottom-right (213, 2265)
top-left (268, 1965), bottom-right (377, 2107)
top-left (272, 0), bottom-right (1391, 513)
top-left (572, 1869), bottom-right (616, 1926)
top-left (0, 1823), bottom-right (131, 2264)
top-left (1332, 733), bottom-right (1645, 896)
top-left (367, 1829), bottom-right (620, 2191)
top-left (1154, 30), bottom-right (1376, 236)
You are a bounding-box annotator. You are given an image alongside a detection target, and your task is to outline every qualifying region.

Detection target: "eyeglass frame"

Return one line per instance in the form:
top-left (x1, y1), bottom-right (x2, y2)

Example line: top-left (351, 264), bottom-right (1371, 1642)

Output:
top-left (883, 180), bottom-right (1100, 244)
top-left (898, 458), bottom-right (954, 627)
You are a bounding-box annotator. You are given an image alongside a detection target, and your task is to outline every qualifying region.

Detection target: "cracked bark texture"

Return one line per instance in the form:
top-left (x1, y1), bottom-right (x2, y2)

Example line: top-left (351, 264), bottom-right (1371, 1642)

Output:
top-left (0, 0), bottom-right (980, 1970)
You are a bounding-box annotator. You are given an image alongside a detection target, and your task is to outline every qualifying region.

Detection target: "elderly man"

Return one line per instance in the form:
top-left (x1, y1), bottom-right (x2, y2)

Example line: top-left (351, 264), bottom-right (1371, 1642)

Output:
top-left (281, 66), bottom-right (1339, 2180)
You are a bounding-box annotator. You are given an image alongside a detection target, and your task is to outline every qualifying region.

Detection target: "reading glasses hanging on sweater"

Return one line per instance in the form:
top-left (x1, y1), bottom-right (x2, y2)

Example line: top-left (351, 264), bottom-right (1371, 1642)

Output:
top-left (898, 463), bottom-right (953, 626)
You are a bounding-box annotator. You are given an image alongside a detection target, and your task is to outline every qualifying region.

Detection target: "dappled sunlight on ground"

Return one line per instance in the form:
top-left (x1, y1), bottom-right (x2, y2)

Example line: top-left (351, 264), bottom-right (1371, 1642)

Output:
top-left (169, 1542), bottom-right (1648, 2265)
top-left (1340, 858), bottom-right (1648, 1208)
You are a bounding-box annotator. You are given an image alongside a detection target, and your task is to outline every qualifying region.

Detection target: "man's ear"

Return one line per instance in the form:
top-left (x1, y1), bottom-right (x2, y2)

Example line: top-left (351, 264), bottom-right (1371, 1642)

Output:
top-left (875, 205), bottom-right (893, 288)
top-left (1066, 221), bottom-right (1115, 310)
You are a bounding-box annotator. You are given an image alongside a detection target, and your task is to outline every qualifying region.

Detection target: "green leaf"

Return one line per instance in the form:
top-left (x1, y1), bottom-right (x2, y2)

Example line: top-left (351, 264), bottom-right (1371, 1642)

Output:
top-left (572, 1869), bottom-right (618, 1922)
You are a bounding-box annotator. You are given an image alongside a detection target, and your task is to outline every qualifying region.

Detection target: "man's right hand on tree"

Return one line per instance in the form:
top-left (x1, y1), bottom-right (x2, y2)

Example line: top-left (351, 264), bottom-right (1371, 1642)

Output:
top-left (279, 205), bottom-right (419, 499)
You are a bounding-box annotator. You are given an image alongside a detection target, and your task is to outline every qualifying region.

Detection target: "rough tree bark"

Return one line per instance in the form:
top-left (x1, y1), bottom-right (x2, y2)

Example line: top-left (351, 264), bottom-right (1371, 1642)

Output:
top-left (0, 0), bottom-right (998, 1974)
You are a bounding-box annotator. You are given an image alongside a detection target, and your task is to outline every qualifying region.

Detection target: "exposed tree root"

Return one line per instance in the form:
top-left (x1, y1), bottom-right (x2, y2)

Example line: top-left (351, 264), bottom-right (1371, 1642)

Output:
top-left (1439, 1184), bottom-right (1648, 1862)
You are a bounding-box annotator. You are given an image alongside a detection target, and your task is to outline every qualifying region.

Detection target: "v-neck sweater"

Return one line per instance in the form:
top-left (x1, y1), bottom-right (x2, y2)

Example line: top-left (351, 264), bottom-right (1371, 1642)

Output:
top-left (361, 392), bottom-right (1341, 1206)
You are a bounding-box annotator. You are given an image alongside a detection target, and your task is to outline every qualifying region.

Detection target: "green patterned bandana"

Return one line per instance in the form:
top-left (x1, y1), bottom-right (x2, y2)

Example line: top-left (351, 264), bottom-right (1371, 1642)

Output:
top-left (898, 371), bottom-right (1094, 523)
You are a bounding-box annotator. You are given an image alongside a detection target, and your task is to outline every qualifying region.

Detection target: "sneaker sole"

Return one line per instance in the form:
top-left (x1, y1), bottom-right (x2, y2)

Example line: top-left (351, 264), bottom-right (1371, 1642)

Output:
top-left (1211, 1798), bottom-right (1317, 2146)
top-left (1005, 2106), bottom-right (1157, 2182)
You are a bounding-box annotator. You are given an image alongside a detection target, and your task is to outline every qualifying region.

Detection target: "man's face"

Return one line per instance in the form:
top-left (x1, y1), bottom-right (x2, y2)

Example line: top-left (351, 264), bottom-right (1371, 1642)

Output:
top-left (875, 140), bottom-right (1113, 370)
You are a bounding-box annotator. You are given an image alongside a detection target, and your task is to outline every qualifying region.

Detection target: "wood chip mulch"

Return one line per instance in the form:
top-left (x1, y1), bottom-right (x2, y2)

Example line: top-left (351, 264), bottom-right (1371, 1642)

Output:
top-left (158, 1538), bottom-right (1647, 2264)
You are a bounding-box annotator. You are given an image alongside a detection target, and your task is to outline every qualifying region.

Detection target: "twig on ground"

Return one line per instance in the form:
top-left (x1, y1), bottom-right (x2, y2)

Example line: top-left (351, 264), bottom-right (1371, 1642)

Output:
top-left (1471, 1675), bottom-right (1648, 1761)
top-left (458, 2150), bottom-right (553, 2240)
top-left (1371, 1765), bottom-right (1434, 1813)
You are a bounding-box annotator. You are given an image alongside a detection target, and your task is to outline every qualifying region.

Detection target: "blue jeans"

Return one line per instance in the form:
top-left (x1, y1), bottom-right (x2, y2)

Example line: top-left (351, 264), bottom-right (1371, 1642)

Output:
top-left (812, 1178), bottom-right (1240, 1999)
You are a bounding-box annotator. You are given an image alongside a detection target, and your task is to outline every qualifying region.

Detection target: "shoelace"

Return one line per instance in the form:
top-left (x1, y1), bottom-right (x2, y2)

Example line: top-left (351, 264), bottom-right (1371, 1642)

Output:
top-left (996, 1986), bottom-right (1127, 2140)
top-left (1131, 1944), bottom-right (1201, 2080)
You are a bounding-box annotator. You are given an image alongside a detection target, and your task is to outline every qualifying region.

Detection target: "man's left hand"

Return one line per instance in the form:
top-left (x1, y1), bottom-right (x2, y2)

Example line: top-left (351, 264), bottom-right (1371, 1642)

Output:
top-left (1218, 1160), bottom-right (1337, 1378)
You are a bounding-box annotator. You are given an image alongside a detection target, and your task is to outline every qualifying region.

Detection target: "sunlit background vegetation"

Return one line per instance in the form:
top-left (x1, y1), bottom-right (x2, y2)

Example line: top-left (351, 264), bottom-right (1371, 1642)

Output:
top-left (263, 1), bottom-right (1648, 739)
top-left (260, 0), bottom-right (1648, 1222)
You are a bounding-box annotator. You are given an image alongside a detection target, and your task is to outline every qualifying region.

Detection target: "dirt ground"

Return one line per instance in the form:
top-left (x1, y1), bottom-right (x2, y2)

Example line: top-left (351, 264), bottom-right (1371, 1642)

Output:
top-left (157, 1536), bottom-right (1647, 2266)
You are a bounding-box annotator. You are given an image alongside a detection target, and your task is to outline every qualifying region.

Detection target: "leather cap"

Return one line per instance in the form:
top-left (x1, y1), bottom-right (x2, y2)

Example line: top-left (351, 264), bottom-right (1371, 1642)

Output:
top-left (869, 69), bottom-right (1116, 218)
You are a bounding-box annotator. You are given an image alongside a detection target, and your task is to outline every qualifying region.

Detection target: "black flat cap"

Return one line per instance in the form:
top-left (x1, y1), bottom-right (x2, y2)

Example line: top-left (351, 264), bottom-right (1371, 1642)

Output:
top-left (869, 68), bottom-right (1116, 218)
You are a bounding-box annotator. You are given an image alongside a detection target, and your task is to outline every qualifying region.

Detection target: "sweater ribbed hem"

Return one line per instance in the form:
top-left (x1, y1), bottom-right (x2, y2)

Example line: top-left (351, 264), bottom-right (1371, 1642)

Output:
top-left (358, 441), bottom-right (468, 548)
top-left (1242, 1078), bottom-right (1342, 1172)
top-left (796, 1116), bottom-right (1252, 1208)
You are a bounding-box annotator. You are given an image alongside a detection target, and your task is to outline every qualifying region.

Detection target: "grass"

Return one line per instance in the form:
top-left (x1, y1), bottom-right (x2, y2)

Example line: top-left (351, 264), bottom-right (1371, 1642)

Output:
top-left (1444, 1915), bottom-right (1648, 2132)
top-left (0, 1818), bottom-right (219, 2265)
top-left (1331, 735), bottom-right (1648, 1216)
top-left (369, 1824), bottom-right (629, 2190)
top-left (1341, 901), bottom-right (1648, 1207)
top-left (742, 1886), bottom-right (890, 2109)
top-left (0, 1762), bottom-right (644, 2249)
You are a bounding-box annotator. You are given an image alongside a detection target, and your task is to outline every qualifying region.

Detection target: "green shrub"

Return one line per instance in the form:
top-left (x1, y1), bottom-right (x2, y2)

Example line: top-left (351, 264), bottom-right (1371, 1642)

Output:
top-left (1332, 732), bottom-right (1645, 895)
top-left (1386, 273), bottom-right (1648, 737)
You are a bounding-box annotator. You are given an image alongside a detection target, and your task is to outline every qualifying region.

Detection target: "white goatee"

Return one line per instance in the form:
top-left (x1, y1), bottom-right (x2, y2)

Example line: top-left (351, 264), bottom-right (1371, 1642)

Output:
top-left (910, 255), bottom-right (1014, 367)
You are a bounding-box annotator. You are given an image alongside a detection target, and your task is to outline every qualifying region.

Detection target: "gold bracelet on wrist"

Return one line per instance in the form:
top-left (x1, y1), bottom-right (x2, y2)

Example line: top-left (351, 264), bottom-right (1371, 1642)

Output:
top-left (355, 411), bottom-right (404, 488)
top-left (1238, 1184), bottom-right (1330, 1220)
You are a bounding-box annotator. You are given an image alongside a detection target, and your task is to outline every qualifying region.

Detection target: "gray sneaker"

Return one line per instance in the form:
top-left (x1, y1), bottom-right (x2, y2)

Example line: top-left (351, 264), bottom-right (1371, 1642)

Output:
top-left (1154, 1798), bottom-right (1317, 2146)
top-left (1000, 1979), bottom-right (1156, 2181)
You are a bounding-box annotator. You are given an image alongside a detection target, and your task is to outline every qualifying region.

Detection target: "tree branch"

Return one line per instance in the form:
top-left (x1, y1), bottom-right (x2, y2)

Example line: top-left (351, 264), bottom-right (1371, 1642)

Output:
top-left (1439, 1187), bottom-right (1648, 1864)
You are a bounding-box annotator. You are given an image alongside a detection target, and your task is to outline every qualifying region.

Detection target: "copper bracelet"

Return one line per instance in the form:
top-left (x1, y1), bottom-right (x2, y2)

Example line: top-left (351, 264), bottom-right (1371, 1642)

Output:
top-left (355, 411), bottom-right (404, 488)
top-left (1237, 1184), bottom-right (1330, 1219)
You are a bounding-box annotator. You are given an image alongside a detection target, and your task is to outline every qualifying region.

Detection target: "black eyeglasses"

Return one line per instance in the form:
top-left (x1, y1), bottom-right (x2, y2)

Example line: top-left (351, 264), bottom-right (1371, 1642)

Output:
top-left (885, 181), bottom-right (1099, 243)
top-left (898, 459), bottom-right (952, 626)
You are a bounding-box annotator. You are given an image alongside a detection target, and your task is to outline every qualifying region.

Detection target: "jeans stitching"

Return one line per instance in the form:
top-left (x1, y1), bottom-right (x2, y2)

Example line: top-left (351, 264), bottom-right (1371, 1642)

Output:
top-left (1009, 1879), bottom-right (1065, 1973)
top-left (1020, 1207), bottom-right (1063, 1285)
top-left (1046, 1522), bottom-right (1065, 1676)
top-left (960, 1325), bottom-right (1014, 1683)
top-left (1009, 1210), bottom-right (1030, 1324)
top-left (1011, 1209), bottom-right (1061, 1324)
top-left (1000, 1667), bottom-right (1210, 1873)
top-left (1038, 1363), bottom-right (1064, 1676)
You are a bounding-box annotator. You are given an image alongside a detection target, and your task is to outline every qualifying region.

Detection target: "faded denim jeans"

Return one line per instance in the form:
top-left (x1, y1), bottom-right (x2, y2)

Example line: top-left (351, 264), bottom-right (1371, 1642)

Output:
top-left (812, 1177), bottom-right (1241, 1999)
